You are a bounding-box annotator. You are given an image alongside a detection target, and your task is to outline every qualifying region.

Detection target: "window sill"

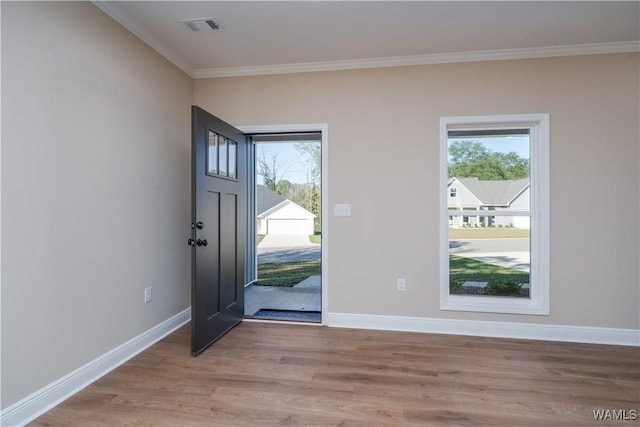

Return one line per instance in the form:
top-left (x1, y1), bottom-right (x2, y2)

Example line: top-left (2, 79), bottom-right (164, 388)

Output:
top-left (441, 294), bottom-right (549, 315)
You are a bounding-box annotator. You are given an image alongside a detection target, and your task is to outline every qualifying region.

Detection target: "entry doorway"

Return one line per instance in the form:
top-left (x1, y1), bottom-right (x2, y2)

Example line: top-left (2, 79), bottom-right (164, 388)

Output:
top-left (243, 130), bottom-right (325, 323)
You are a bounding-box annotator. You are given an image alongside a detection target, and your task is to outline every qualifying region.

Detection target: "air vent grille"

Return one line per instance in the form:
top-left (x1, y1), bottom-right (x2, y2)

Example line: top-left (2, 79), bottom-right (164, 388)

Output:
top-left (181, 18), bottom-right (223, 32)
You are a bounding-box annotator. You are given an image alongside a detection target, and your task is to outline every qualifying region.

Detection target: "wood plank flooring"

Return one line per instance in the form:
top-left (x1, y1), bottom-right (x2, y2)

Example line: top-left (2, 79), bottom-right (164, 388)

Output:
top-left (30, 322), bottom-right (639, 426)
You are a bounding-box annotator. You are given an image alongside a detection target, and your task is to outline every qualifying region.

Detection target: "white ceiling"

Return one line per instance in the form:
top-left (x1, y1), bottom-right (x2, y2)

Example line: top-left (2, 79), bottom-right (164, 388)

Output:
top-left (95, 1), bottom-right (640, 78)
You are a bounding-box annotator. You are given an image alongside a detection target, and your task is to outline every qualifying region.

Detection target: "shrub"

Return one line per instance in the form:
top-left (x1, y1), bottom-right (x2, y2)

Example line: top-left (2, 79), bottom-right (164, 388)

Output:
top-left (486, 280), bottom-right (522, 296)
top-left (450, 279), bottom-right (464, 294)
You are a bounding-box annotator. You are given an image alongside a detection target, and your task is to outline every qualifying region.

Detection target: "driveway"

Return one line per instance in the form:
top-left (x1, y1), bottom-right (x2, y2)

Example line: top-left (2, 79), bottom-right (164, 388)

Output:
top-left (258, 234), bottom-right (321, 263)
top-left (259, 234), bottom-right (314, 248)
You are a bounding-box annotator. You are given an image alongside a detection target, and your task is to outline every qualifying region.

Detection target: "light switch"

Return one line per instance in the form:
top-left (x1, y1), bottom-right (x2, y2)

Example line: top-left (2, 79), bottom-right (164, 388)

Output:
top-left (334, 203), bottom-right (352, 217)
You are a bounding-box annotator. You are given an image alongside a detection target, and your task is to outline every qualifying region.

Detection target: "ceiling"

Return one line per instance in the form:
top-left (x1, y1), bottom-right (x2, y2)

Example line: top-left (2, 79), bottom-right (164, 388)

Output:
top-left (95, 1), bottom-right (640, 78)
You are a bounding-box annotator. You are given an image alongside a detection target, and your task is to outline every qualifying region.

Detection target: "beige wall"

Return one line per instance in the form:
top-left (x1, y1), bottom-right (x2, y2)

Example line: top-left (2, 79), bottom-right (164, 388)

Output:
top-left (194, 53), bottom-right (639, 329)
top-left (1, 2), bottom-right (192, 408)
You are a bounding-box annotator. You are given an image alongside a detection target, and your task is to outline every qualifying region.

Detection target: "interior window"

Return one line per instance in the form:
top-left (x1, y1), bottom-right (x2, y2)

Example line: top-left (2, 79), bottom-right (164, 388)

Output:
top-left (440, 114), bottom-right (549, 315)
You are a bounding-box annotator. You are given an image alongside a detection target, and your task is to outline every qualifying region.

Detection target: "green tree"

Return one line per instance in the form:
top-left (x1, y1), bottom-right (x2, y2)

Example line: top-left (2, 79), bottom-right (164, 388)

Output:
top-left (448, 140), bottom-right (529, 180)
top-left (276, 179), bottom-right (292, 196)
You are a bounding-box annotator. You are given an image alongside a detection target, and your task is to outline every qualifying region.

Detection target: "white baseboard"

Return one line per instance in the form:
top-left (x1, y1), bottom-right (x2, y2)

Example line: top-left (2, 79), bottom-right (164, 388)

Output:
top-left (326, 312), bottom-right (639, 347)
top-left (0, 307), bottom-right (191, 427)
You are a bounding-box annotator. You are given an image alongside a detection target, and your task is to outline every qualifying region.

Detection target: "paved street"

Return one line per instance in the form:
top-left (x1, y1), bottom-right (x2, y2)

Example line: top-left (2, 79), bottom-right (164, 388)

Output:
top-left (258, 234), bottom-right (321, 263)
top-left (450, 238), bottom-right (530, 272)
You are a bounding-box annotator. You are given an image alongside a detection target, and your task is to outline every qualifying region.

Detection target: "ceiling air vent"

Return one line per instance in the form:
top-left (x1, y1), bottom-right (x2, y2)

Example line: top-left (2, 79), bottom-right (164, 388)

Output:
top-left (181, 18), bottom-right (223, 32)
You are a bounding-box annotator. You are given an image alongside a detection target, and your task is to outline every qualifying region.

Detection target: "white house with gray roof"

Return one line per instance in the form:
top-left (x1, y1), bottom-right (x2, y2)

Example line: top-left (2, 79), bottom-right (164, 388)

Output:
top-left (257, 185), bottom-right (316, 235)
top-left (447, 177), bottom-right (530, 228)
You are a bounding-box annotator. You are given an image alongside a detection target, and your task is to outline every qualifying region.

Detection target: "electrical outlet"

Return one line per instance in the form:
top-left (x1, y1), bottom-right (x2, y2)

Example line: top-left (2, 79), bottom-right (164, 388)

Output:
top-left (396, 278), bottom-right (406, 291)
top-left (144, 286), bottom-right (152, 303)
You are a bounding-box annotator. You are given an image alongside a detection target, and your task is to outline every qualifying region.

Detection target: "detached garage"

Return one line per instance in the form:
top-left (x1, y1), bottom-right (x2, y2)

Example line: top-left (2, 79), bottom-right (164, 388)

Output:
top-left (257, 185), bottom-right (316, 236)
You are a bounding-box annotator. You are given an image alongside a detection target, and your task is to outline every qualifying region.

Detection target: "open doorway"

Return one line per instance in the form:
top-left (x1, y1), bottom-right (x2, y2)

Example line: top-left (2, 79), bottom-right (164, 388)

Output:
top-left (244, 132), bottom-right (322, 323)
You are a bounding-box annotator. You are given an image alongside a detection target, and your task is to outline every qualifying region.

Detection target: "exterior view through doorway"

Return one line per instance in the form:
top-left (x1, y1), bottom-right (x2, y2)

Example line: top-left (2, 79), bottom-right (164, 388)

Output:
top-left (244, 131), bottom-right (324, 323)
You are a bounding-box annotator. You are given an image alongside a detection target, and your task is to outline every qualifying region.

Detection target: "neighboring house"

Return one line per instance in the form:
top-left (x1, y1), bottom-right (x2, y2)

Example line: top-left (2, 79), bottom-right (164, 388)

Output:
top-left (447, 177), bottom-right (530, 228)
top-left (257, 185), bottom-right (316, 235)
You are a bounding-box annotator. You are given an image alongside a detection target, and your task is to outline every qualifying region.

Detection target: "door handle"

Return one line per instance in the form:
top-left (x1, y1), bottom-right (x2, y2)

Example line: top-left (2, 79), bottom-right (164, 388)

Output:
top-left (188, 238), bottom-right (207, 247)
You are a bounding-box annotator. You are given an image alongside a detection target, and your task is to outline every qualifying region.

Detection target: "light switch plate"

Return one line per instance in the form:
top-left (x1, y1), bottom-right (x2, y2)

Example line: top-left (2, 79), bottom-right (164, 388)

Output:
top-left (334, 203), bottom-right (352, 216)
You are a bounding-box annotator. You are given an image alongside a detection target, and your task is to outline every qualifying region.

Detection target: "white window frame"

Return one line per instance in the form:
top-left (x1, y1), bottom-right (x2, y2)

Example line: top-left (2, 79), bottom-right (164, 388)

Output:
top-left (440, 114), bottom-right (550, 315)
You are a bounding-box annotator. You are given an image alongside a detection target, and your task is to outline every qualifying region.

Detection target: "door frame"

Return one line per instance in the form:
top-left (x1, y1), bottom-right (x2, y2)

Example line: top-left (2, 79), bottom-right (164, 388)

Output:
top-left (239, 123), bottom-right (329, 324)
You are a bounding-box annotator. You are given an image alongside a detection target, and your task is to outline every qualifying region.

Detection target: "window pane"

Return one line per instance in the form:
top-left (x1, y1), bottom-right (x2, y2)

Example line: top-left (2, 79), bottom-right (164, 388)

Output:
top-left (447, 133), bottom-right (530, 210)
top-left (228, 140), bottom-right (237, 179)
top-left (449, 216), bottom-right (530, 298)
top-left (207, 131), bottom-right (218, 175)
top-left (219, 136), bottom-right (228, 177)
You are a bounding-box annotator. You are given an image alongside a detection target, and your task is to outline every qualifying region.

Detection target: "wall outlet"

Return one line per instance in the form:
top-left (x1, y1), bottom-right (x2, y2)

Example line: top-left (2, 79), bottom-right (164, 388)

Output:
top-left (396, 278), bottom-right (406, 291)
top-left (144, 286), bottom-right (152, 303)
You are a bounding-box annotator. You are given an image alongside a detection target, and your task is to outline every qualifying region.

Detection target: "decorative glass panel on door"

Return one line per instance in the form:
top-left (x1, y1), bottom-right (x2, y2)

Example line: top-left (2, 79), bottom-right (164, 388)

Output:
top-left (219, 136), bottom-right (228, 177)
top-left (228, 140), bottom-right (237, 179)
top-left (207, 131), bottom-right (218, 176)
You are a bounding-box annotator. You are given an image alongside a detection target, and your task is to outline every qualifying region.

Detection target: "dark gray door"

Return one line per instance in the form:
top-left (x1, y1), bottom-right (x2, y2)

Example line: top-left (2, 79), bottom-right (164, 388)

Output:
top-left (190, 106), bottom-right (246, 355)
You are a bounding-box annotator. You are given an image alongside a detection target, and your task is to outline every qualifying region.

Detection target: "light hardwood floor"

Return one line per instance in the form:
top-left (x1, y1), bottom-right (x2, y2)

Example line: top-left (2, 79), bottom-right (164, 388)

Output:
top-left (30, 322), bottom-right (639, 426)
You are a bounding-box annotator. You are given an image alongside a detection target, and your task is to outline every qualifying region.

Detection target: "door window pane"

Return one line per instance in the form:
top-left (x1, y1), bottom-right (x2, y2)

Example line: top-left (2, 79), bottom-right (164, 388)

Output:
top-left (207, 131), bottom-right (218, 176)
top-left (228, 140), bottom-right (237, 179)
top-left (219, 137), bottom-right (228, 177)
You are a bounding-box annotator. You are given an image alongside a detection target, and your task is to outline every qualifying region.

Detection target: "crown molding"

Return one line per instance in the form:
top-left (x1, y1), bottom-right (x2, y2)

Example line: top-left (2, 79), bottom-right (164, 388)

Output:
top-left (92, 1), bottom-right (194, 77)
top-left (91, 0), bottom-right (638, 81)
top-left (194, 41), bottom-right (640, 79)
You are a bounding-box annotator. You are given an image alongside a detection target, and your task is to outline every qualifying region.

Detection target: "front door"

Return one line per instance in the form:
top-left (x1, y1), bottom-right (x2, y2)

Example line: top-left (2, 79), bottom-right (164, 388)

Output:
top-left (190, 106), bottom-right (246, 355)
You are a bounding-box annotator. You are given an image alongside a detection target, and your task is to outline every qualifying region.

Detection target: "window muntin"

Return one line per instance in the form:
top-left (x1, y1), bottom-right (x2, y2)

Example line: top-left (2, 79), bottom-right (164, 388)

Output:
top-left (440, 114), bottom-right (549, 315)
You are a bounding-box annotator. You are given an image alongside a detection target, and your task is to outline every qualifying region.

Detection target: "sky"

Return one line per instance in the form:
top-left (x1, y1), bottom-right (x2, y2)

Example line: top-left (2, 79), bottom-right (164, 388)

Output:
top-left (255, 142), bottom-right (315, 185)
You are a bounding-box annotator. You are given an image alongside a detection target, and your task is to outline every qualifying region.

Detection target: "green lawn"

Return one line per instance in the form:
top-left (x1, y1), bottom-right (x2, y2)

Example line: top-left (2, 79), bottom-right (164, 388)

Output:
top-left (449, 255), bottom-right (529, 297)
top-left (449, 227), bottom-right (529, 240)
top-left (257, 260), bottom-right (321, 287)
